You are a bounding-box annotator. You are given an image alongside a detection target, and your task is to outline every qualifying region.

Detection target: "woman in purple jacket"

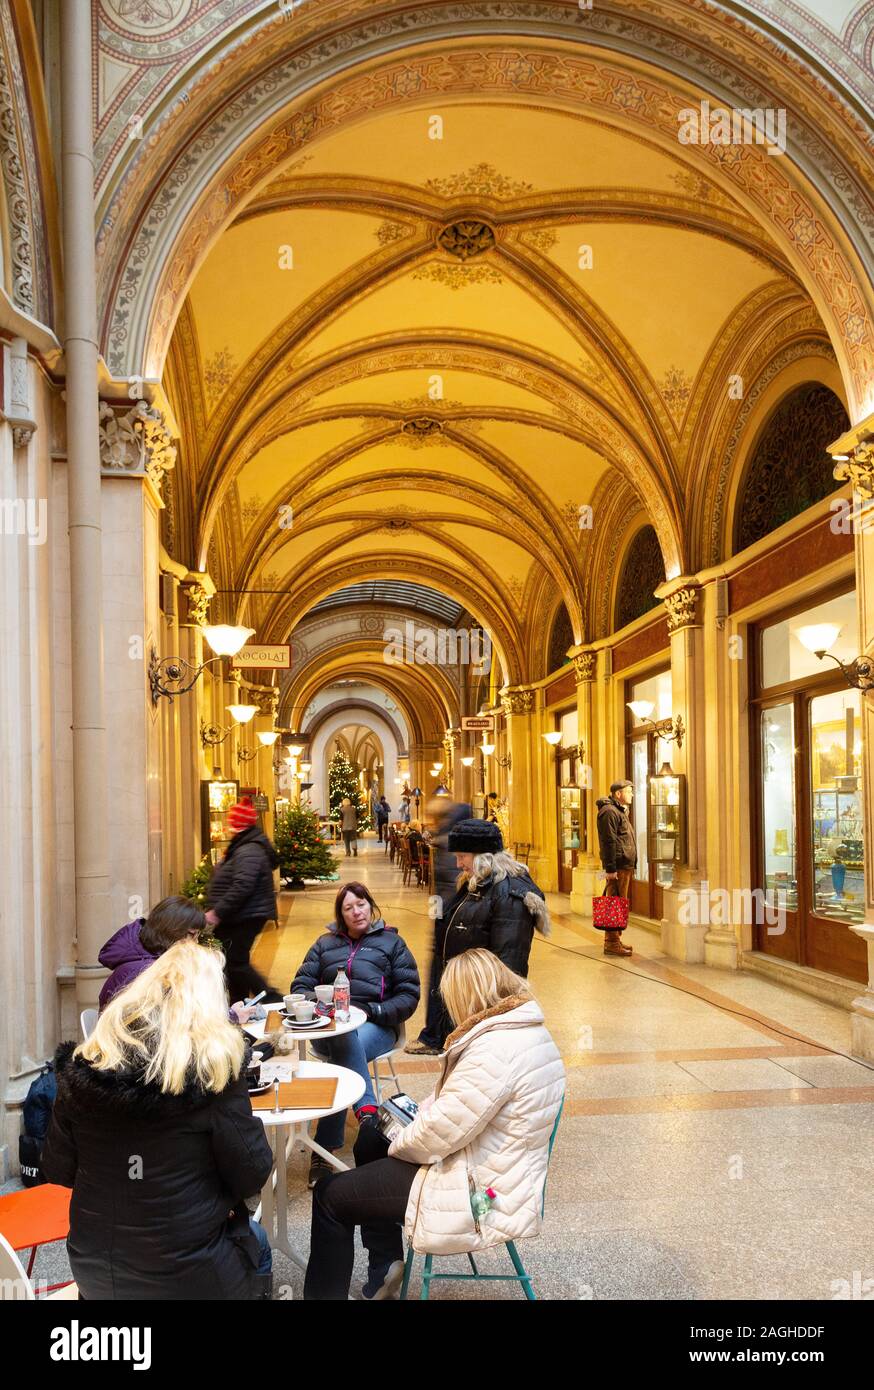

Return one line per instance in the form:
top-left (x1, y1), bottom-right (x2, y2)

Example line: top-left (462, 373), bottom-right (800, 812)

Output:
top-left (98, 897), bottom-right (205, 1011)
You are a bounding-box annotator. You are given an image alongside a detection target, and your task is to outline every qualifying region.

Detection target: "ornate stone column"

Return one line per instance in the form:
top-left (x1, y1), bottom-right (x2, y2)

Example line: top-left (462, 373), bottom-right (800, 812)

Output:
top-left (501, 685), bottom-right (545, 881)
top-left (656, 580), bottom-right (709, 962)
top-left (568, 649), bottom-right (600, 914)
top-left (831, 417), bottom-right (874, 1056)
top-left (99, 397), bottom-right (178, 919)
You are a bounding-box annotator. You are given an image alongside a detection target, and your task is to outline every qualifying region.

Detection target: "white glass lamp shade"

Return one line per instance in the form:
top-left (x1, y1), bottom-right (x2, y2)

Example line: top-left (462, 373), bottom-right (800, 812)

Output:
top-left (796, 623), bottom-right (841, 655)
top-left (460, 756), bottom-right (475, 767)
top-left (480, 742), bottom-right (496, 756)
top-left (202, 625), bottom-right (255, 657)
top-left (627, 699), bottom-right (655, 721)
top-left (433, 762), bottom-right (443, 771)
top-left (226, 704), bottom-right (259, 724)
top-left (288, 744), bottom-right (304, 758)
top-left (543, 731), bottom-right (562, 746)
top-left (257, 731), bottom-right (279, 747)
top-left (300, 761), bottom-right (311, 773)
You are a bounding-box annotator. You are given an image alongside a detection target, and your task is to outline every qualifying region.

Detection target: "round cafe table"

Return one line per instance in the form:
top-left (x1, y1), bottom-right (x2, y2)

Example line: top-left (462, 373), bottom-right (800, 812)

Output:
top-left (255, 1060), bottom-right (366, 1271)
top-left (247, 1004), bottom-right (367, 1061)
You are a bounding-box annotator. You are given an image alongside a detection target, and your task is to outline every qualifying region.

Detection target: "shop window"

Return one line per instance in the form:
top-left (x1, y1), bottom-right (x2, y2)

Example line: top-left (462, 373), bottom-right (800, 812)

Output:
top-left (625, 667), bottom-right (673, 919)
top-left (615, 526), bottom-right (664, 631)
top-left (733, 384), bottom-right (849, 555)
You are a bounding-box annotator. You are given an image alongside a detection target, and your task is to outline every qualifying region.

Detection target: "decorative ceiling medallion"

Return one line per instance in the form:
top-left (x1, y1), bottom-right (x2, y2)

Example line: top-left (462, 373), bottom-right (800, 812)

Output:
top-left (436, 221), bottom-right (496, 261)
top-left (402, 417), bottom-right (443, 438)
top-left (412, 261), bottom-right (503, 290)
top-left (102, 0), bottom-right (191, 32)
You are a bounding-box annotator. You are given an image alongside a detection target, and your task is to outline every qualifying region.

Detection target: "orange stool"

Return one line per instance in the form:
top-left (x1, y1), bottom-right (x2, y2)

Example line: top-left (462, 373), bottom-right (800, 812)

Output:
top-left (0, 1185), bottom-right (72, 1292)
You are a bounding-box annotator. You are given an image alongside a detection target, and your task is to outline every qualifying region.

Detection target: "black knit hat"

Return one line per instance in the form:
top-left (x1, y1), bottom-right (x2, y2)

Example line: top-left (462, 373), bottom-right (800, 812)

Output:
top-left (447, 818), bottom-right (504, 854)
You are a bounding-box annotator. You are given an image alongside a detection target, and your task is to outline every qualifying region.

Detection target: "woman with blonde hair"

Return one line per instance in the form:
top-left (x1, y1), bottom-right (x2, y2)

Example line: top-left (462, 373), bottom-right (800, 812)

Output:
top-left (42, 939), bottom-right (275, 1300)
top-left (304, 948), bottom-right (565, 1301)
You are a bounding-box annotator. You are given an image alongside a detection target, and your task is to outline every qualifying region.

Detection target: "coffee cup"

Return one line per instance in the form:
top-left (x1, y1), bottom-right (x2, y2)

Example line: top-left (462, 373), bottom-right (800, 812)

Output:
top-left (314, 985), bottom-right (334, 1005)
top-left (292, 999), bottom-right (316, 1022)
top-left (283, 993), bottom-right (304, 1013)
top-left (245, 1054), bottom-right (263, 1088)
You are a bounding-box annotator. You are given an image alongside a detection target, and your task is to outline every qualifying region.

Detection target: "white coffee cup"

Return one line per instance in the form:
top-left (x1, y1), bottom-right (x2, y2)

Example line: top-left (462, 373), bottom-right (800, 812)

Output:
top-left (314, 985), bottom-right (334, 1005)
top-left (284, 993), bottom-right (303, 1013)
top-left (292, 999), bottom-right (316, 1022)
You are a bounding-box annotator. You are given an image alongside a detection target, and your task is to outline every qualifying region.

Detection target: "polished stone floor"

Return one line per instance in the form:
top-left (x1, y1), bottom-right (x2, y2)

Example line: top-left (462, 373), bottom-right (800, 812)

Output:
top-left (9, 836), bottom-right (874, 1300)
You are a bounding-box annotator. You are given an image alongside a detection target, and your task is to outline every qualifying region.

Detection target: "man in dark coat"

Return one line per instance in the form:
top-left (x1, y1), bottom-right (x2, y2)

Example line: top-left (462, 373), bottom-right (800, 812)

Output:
top-left (205, 801), bottom-right (280, 999)
top-left (440, 818), bottom-right (550, 976)
top-left (595, 779), bottom-right (636, 956)
top-left (41, 1040), bottom-right (274, 1300)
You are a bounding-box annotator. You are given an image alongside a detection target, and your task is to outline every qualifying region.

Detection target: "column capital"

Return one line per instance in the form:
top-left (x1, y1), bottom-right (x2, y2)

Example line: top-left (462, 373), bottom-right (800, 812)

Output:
top-left (833, 438), bottom-right (874, 499)
top-left (501, 685), bottom-right (535, 716)
top-left (569, 649), bottom-right (597, 683)
top-left (181, 579), bottom-right (213, 628)
top-left (99, 398), bottom-right (177, 497)
top-left (659, 582), bottom-right (702, 633)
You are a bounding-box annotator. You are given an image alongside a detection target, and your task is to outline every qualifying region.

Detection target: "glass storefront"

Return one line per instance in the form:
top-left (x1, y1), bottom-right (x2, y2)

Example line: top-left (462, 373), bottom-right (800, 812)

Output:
top-left (626, 667), bottom-right (674, 918)
top-left (555, 708), bottom-right (583, 892)
top-left (753, 588), bottom-right (867, 982)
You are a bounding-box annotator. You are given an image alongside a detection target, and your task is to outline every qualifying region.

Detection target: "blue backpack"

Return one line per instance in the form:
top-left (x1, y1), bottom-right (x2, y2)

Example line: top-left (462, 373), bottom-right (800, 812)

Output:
top-left (19, 1062), bottom-right (57, 1187)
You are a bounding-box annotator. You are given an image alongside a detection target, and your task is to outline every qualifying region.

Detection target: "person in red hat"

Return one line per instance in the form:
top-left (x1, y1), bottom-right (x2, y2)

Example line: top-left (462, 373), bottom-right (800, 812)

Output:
top-left (204, 801), bottom-right (281, 1001)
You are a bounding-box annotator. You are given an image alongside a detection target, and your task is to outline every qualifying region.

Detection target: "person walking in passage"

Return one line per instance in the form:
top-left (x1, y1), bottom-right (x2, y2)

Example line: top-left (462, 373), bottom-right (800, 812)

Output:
top-left (595, 779), bottom-right (636, 956)
top-left (41, 939), bottom-right (274, 1300)
top-left (204, 801), bottom-right (281, 1000)
top-left (339, 796), bottom-right (359, 857)
top-left (303, 948), bottom-right (565, 1301)
top-left (405, 796), bottom-right (470, 1056)
top-left (376, 796), bottom-right (391, 843)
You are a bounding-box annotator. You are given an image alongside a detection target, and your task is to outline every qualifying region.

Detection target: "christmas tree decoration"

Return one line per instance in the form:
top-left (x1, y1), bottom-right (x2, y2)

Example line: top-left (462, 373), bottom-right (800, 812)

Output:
top-left (328, 749), bottom-right (371, 830)
top-left (275, 803), bottom-right (337, 887)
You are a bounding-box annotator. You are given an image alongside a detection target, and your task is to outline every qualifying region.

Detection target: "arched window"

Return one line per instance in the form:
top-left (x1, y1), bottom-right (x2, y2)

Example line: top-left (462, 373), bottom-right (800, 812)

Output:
top-left (615, 526), bottom-right (664, 631)
top-left (548, 603), bottom-right (573, 672)
top-left (733, 384), bottom-right (849, 555)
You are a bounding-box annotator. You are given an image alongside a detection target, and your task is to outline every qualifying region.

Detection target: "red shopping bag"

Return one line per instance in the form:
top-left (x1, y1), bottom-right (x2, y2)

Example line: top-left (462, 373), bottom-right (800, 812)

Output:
top-left (592, 884), bottom-right (629, 931)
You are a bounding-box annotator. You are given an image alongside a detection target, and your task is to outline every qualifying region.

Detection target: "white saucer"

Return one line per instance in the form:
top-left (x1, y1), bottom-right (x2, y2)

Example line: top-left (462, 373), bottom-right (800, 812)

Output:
top-left (247, 1079), bottom-right (272, 1094)
top-left (283, 1014), bottom-right (331, 1030)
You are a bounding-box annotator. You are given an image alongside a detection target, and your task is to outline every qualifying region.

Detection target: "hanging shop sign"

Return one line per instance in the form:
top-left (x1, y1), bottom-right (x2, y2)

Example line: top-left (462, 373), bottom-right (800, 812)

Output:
top-left (231, 644), bottom-right (291, 669)
top-left (462, 715), bottom-right (496, 731)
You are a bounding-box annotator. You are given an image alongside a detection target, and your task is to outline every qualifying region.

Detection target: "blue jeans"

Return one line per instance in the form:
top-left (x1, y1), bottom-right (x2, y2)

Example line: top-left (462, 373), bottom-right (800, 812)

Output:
top-left (311, 1020), bottom-right (398, 1150)
top-left (249, 1218), bottom-right (272, 1275)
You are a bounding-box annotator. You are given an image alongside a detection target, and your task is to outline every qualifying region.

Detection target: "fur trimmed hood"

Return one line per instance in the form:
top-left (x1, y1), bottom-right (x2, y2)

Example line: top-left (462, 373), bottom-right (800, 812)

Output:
top-left (523, 890), bottom-right (551, 937)
top-left (443, 992), bottom-right (538, 1049)
top-left (52, 1040), bottom-right (247, 1118)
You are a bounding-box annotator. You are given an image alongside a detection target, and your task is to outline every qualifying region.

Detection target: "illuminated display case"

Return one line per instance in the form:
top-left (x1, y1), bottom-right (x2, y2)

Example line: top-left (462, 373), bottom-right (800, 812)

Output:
top-left (200, 778), bottom-right (240, 865)
top-left (647, 767), bottom-right (686, 864)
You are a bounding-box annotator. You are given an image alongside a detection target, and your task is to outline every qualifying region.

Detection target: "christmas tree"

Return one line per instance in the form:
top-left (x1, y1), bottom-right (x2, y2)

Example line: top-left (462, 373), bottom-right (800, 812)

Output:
top-left (275, 803), bottom-right (337, 887)
top-left (328, 749), bottom-right (370, 830)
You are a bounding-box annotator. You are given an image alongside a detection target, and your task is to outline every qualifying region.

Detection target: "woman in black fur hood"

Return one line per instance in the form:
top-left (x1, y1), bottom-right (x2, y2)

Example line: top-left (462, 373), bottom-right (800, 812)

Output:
top-left (42, 939), bottom-right (274, 1300)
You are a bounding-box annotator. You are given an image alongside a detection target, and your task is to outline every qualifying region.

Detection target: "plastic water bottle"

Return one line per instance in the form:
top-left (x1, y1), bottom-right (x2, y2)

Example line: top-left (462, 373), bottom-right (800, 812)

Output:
top-left (333, 969), bottom-right (351, 1022)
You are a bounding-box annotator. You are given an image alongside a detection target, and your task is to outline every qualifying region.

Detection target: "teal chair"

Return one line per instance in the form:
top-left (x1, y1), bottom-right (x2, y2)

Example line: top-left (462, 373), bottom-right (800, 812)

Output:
top-left (399, 1094), bottom-right (564, 1301)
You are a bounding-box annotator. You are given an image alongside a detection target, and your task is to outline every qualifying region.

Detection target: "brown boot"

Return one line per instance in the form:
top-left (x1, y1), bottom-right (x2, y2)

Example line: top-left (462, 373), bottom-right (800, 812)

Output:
top-left (604, 930), bottom-right (632, 956)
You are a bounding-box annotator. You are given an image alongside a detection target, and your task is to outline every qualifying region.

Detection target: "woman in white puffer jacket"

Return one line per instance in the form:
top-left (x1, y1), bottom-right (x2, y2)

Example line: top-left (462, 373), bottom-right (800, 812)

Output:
top-left (303, 949), bottom-right (565, 1301)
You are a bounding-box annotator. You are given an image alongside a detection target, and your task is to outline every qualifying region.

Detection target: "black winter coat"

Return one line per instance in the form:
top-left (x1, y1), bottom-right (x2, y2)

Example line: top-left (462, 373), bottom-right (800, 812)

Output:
top-left (207, 826), bottom-right (279, 924)
top-left (596, 796), bottom-right (637, 872)
top-left (439, 870), bottom-right (549, 978)
top-left (291, 920), bottom-right (420, 1032)
top-left (41, 1041), bottom-right (273, 1301)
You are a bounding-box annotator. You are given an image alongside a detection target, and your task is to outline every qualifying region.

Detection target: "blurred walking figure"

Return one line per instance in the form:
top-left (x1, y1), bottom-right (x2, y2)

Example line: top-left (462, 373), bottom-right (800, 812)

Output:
top-left (405, 796), bottom-right (470, 1056)
top-left (595, 780), bottom-right (636, 956)
top-left (204, 801), bottom-right (280, 999)
top-left (376, 796), bottom-right (391, 843)
top-left (340, 796), bottom-right (359, 857)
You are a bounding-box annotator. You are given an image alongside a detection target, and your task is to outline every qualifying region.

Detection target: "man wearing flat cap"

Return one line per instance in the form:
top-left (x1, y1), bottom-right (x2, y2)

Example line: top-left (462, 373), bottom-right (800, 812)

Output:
top-left (595, 780), bottom-right (636, 956)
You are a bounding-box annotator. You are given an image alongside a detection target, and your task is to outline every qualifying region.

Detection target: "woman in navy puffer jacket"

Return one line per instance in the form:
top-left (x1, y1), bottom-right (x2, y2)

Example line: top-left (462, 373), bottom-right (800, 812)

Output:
top-left (291, 882), bottom-right (419, 1185)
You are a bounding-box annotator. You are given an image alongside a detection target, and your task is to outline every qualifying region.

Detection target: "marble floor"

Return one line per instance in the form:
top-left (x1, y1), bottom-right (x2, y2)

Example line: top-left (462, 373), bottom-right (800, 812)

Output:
top-left (9, 836), bottom-right (874, 1300)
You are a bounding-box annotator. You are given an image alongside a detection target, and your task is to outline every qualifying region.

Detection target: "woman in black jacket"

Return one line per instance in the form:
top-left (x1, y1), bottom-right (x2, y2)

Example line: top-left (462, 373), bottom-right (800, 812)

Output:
top-left (41, 939), bottom-right (274, 1300)
top-left (438, 819), bottom-right (551, 982)
top-left (291, 882), bottom-right (420, 1187)
top-left (205, 800), bottom-right (280, 1001)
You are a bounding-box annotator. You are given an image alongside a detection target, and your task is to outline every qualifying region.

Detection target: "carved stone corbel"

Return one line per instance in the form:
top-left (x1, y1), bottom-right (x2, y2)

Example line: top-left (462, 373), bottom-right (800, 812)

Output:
top-left (572, 650), bottom-right (597, 683)
top-left (665, 586), bottom-right (701, 633)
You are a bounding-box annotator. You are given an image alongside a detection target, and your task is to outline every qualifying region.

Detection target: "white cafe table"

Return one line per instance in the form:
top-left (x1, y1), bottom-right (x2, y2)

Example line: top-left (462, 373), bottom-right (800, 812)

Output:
top-left (254, 1060), bottom-right (366, 1271)
top-left (247, 1004), bottom-right (367, 1061)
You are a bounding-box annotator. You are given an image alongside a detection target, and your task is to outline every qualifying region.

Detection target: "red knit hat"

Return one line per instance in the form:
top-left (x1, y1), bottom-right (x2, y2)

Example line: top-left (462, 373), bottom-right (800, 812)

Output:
top-left (228, 801), bottom-right (257, 832)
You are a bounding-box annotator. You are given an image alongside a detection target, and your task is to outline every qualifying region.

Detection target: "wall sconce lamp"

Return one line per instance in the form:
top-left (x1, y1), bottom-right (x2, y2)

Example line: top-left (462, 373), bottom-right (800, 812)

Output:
top-left (480, 739), bottom-right (511, 770)
top-left (626, 700), bottom-right (685, 749)
top-left (149, 625), bottom-right (255, 704)
top-left (201, 703), bottom-right (260, 748)
top-left (797, 624), bottom-right (874, 693)
top-left (460, 756), bottom-right (475, 767)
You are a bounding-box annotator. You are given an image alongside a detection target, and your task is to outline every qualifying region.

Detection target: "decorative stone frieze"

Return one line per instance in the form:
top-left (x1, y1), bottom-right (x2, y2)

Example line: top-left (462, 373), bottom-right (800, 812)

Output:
top-left (99, 399), bottom-right (177, 495)
top-left (183, 581), bottom-right (212, 628)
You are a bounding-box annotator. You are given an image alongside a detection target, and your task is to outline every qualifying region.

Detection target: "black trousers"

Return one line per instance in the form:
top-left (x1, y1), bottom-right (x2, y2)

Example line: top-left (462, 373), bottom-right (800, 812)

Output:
top-left (215, 916), bottom-right (269, 1001)
top-left (342, 830), bottom-right (357, 856)
top-left (304, 1127), bottom-right (419, 1300)
top-left (417, 943), bottom-right (452, 1049)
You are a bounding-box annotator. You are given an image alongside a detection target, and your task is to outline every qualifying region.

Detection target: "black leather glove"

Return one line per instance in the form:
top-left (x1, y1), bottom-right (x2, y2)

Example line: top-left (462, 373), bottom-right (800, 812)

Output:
top-left (364, 1001), bottom-right (383, 1022)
